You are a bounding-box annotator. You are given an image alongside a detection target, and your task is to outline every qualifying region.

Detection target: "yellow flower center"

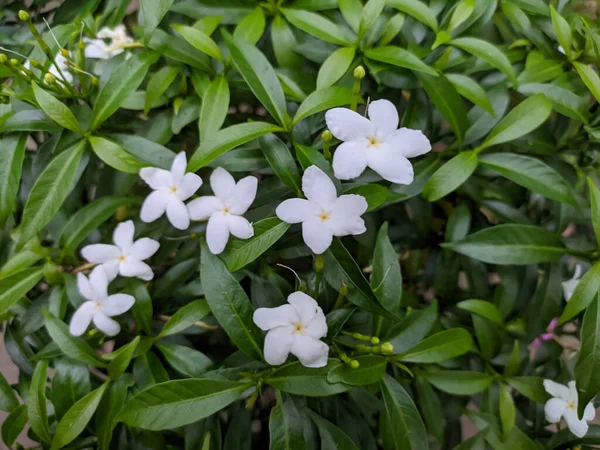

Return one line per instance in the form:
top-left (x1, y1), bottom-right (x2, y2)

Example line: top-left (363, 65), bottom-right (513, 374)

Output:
top-left (169, 185), bottom-right (178, 194)
top-left (567, 401), bottom-right (576, 410)
top-left (293, 322), bottom-right (305, 334)
top-left (118, 254), bottom-right (127, 262)
top-left (318, 210), bottom-right (331, 222)
top-left (368, 136), bottom-right (382, 148)
top-left (223, 207), bottom-right (231, 215)
top-left (94, 301), bottom-right (102, 310)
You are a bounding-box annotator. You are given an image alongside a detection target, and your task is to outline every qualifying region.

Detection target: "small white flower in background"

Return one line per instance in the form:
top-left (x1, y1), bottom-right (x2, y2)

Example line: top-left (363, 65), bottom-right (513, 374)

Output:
top-left (543, 380), bottom-right (595, 438)
top-left (84, 24), bottom-right (134, 60)
top-left (139, 152), bottom-right (202, 230)
top-left (253, 291), bottom-right (329, 368)
top-left (558, 45), bottom-right (566, 55)
top-left (24, 52), bottom-right (73, 83)
top-left (325, 99), bottom-right (431, 184)
top-left (276, 165), bottom-right (367, 254)
top-left (81, 220), bottom-right (159, 281)
top-left (187, 167), bottom-right (257, 255)
top-left (69, 266), bottom-right (135, 336)
top-left (562, 265), bottom-right (582, 302)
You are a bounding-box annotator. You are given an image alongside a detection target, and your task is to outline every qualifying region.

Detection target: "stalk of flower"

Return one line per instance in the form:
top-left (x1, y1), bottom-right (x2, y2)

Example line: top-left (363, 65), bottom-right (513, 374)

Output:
top-left (544, 380), bottom-right (595, 437)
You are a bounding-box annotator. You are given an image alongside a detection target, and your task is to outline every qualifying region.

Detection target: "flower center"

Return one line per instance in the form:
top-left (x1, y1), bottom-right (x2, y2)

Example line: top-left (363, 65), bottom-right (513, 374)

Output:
top-left (223, 206), bottom-right (231, 215)
top-left (293, 322), bottom-right (305, 335)
top-left (368, 136), bottom-right (382, 148)
top-left (118, 254), bottom-right (127, 263)
top-left (94, 301), bottom-right (102, 310)
top-left (567, 401), bottom-right (576, 410)
top-left (169, 185), bottom-right (178, 195)
top-left (318, 210), bottom-right (331, 222)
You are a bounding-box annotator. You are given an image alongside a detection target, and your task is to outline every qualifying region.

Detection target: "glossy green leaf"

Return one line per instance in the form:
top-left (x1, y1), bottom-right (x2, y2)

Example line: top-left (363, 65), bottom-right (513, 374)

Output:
top-left (457, 299), bottom-right (503, 324)
top-left (316, 47), bottom-right (356, 90)
top-left (371, 222), bottom-right (402, 313)
top-left (28, 360), bottom-right (51, 444)
top-left (422, 151), bottom-right (477, 202)
top-left (360, 0), bottom-right (385, 38)
top-left (308, 410), bottom-right (360, 450)
top-left (589, 178), bottom-right (600, 245)
top-left (575, 295), bottom-right (600, 417)
top-left (157, 299), bottom-right (211, 338)
top-left (127, 279), bottom-right (154, 336)
top-left (506, 376), bottom-right (550, 403)
top-left (0, 109), bottom-right (60, 133)
top-left (0, 267), bottom-right (44, 315)
top-left (157, 343), bottom-right (213, 377)
top-left (107, 133), bottom-right (175, 169)
top-left (269, 391), bottom-right (307, 450)
top-left (266, 360), bottom-right (351, 396)
top-left (386, 301), bottom-right (437, 354)
top-left (0, 371), bottom-right (18, 412)
top-left (345, 184), bottom-right (387, 211)
top-left (234, 7), bottom-right (266, 45)
top-left (49, 359), bottom-right (91, 420)
top-left (281, 8), bottom-right (354, 45)
top-left (422, 370), bottom-right (493, 395)
top-left (387, 0), bottom-right (438, 31)
top-left (574, 62), bottom-right (600, 103)
top-left (108, 336), bottom-right (140, 379)
top-left (448, 0), bottom-right (475, 31)
top-left (519, 83), bottom-right (587, 121)
top-left (258, 134), bottom-right (301, 192)
top-left (499, 384), bottom-right (515, 437)
top-left (446, 73), bottom-right (494, 115)
top-left (0, 133), bottom-right (26, 228)
top-left (173, 25), bottom-right (223, 61)
top-left (1, 404), bottom-right (27, 447)
top-left (96, 374), bottom-right (133, 450)
top-left (32, 82), bottom-right (82, 132)
top-left (549, 5), bottom-right (572, 56)
top-left (89, 136), bottom-right (144, 173)
top-left (296, 87), bottom-right (355, 124)
top-left (327, 355), bottom-right (387, 386)
top-left (199, 76), bottom-right (230, 141)
top-left (140, 0), bottom-right (174, 40)
top-left (271, 15), bottom-right (302, 68)
top-left (339, 0), bottom-right (362, 32)
top-left (365, 46), bottom-right (438, 76)
top-left (145, 65), bottom-right (179, 114)
top-left (450, 37), bottom-right (517, 86)
top-left (396, 328), bottom-right (473, 363)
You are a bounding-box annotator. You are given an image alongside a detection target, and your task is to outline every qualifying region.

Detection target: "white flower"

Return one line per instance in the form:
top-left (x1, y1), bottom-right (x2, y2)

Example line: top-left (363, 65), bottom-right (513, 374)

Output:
top-left (187, 167), bottom-right (257, 255)
top-left (276, 165), bottom-right (367, 254)
top-left (558, 45), bottom-right (566, 55)
top-left (81, 220), bottom-right (159, 281)
top-left (84, 24), bottom-right (134, 60)
top-left (544, 380), bottom-right (595, 438)
top-left (24, 53), bottom-right (73, 83)
top-left (253, 292), bottom-right (329, 368)
top-left (325, 99), bottom-right (431, 184)
top-left (139, 152), bottom-right (202, 230)
top-left (69, 267), bottom-right (135, 336)
top-left (562, 265), bottom-right (582, 302)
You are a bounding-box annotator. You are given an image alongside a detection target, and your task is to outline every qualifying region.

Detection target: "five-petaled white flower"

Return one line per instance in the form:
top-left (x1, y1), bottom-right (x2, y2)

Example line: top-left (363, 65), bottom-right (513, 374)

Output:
top-left (544, 380), bottom-right (595, 438)
top-left (253, 292), bottom-right (329, 368)
top-left (81, 220), bottom-right (159, 281)
top-left (69, 267), bottom-right (135, 336)
top-left (24, 52), bottom-right (73, 83)
top-left (562, 265), bottom-right (582, 302)
top-left (84, 25), bottom-right (134, 60)
top-left (187, 167), bottom-right (257, 255)
top-left (276, 166), bottom-right (367, 254)
top-left (325, 99), bottom-right (431, 184)
top-left (139, 152), bottom-right (202, 230)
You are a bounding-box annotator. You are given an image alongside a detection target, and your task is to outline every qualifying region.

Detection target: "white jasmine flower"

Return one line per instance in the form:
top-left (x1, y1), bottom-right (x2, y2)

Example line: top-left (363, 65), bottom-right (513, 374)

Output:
top-left (325, 99), bottom-right (431, 184)
top-left (84, 24), bottom-right (134, 60)
top-left (187, 167), bottom-right (257, 255)
top-left (253, 291), bottom-right (329, 368)
top-left (276, 165), bottom-right (367, 254)
top-left (81, 220), bottom-right (159, 281)
top-left (562, 265), bottom-right (582, 302)
top-left (139, 152), bottom-right (202, 230)
top-left (543, 380), bottom-right (595, 438)
top-left (69, 266), bottom-right (135, 336)
top-left (24, 52), bottom-right (73, 83)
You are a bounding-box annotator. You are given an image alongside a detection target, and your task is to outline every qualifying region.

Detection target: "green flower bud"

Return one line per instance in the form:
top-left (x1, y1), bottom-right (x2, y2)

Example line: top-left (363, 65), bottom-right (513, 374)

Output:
top-left (370, 336), bottom-right (380, 345)
top-left (44, 73), bottom-right (56, 84)
top-left (350, 359), bottom-right (360, 369)
top-left (353, 65), bottom-right (366, 80)
top-left (339, 283), bottom-right (349, 297)
top-left (44, 262), bottom-right (63, 285)
top-left (30, 59), bottom-right (42, 68)
top-left (59, 48), bottom-right (70, 58)
top-left (9, 58), bottom-right (20, 67)
top-left (321, 129), bottom-right (332, 142)
top-left (18, 10), bottom-right (30, 21)
top-left (0, 54), bottom-right (7, 64)
top-left (298, 284), bottom-right (309, 294)
top-left (381, 342), bottom-right (394, 355)
top-left (79, 40), bottom-right (85, 50)
top-left (91, 77), bottom-right (99, 86)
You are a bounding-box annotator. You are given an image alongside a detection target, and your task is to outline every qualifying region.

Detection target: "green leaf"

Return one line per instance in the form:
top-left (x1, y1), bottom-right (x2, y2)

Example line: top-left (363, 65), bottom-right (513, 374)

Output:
top-left (506, 376), bottom-right (550, 403)
top-left (449, 37), bottom-right (517, 86)
top-left (387, 0), bottom-right (438, 31)
top-left (107, 133), bottom-right (175, 169)
top-left (28, 360), bottom-right (51, 444)
top-left (345, 184), bottom-right (387, 211)
top-left (396, 328), bottom-right (473, 363)
top-left (157, 299), bottom-right (211, 338)
top-left (173, 24), bottom-right (224, 61)
top-left (442, 224), bottom-right (566, 265)
top-left (127, 279), bottom-right (154, 336)
top-left (42, 308), bottom-right (108, 367)
top-left (296, 87), bottom-right (356, 124)
top-left (0, 371), bottom-right (18, 412)
top-left (421, 370), bottom-right (493, 395)
top-left (589, 178), bottom-right (600, 245)
top-left (574, 62), bottom-right (600, 104)
top-left (364, 46), bottom-right (438, 76)
top-left (448, 0), bottom-right (475, 31)
top-left (189, 122), bottom-right (283, 171)
top-left (415, 378), bottom-right (445, 444)
top-left (157, 343), bottom-right (214, 377)
top-left (456, 299), bottom-right (503, 324)
top-left (422, 151), bottom-right (477, 202)
top-left (89, 136), bottom-right (144, 173)
top-left (234, 7), bottom-right (266, 45)
top-left (32, 82), bottom-right (83, 133)
top-left (96, 374), bottom-right (133, 450)
top-left (360, 0), bottom-right (386, 38)
top-left (575, 295), bottom-right (600, 417)
top-left (0, 133), bottom-right (26, 227)
top-left (271, 15), bottom-right (302, 68)
top-left (339, 0), bottom-right (363, 32)
top-left (266, 360), bottom-right (351, 396)
top-left (18, 140), bottom-right (86, 246)
top-left (221, 217), bottom-right (290, 272)
top-left (308, 410), bottom-right (360, 450)
top-left (386, 300), bottom-right (437, 354)
top-left (118, 379), bottom-right (251, 430)
top-left (479, 152), bottom-right (575, 205)
top-left (108, 337), bottom-right (140, 379)
top-left (371, 222), bottom-right (402, 313)
top-left (200, 239), bottom-right (263, 359)
top-left (499, 384), bottom-right (516, 437)
top-left (549, 5), bottom-right (572, 56)
top-left (140, 0), bottom-right (174, 40)
top-left (379, 13), bottom-right (405, 46)
top-left (0, 109), bottom-right (60, 133)
top-left (51, 383), bottom-right (109, 450)
top-left (481, 94), bottom-right (552, 149)
top-left (327, 355), bottom-right (387, 386)
top-left (145, 66), bottom-right (179, 114)
top-left (258, 134), bottom-right (301, 192)
top-left (49, 359), bottom-right (91, 420)
top-left (316, 47), bottom-right (356, 90)
top-left (1, 404), bottom-right (27, 447)
top-left (0, 267), bottom-right (44, 315)
top-left (269, 391), bottom-right (307, 450)
top-left (504, 341), bottom-right (520, 377)
top-left (446, 73), bottom-right (494, 115)
top-left (281, 8), bottom-right (354, 45)
top-left (199, 76), bottom-right (230, 141)
top-left (379, 374), bottom-right (428, 449)
top-left (518, 82), bottom-right (588, 122)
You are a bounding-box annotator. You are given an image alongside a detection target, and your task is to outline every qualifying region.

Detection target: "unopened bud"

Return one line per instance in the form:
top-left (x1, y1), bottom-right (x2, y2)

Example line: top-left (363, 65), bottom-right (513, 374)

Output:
top-left (18, 10), bottom-right (30, 21)
top-left (44, 73), bottom-right (56, 84)
top-left (9, 58), bottom-right (20, 67)
top-left (79, 40), bottom-right (85, 50)
top-left (44, 262), bottom-right (63, 285)
top-left (0, 54), bottom-right (7, 64)
top-left (339, 283), bottom-right (348, 297)
top-left (59, 48), bottom-right (69, 58)
top-left (371, 336), bottom-right (380, 345)
top-left (30, 58), bottom-right (42, 68)
top-left (321, 129), bottom-right (332, 142)
top-left (353, 65), bottom-right (366, 80)
top-left (298, 284), bottom-right (308, 294)
top-left (381, 342), bottom-right (394, 355)
top-left (350, 359), bottom-right (360, 369)
top-left (91, 77), bottom-right (99, 86)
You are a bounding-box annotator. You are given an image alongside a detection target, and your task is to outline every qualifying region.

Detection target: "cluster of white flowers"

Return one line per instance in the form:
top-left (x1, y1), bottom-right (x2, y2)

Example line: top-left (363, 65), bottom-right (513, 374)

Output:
top-left (84, 25), bottom-right (134, 60)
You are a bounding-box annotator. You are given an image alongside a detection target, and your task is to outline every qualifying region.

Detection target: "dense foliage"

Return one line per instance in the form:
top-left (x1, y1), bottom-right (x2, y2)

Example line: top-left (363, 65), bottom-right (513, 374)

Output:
top-left (2, 0), bottom-right (600, 448)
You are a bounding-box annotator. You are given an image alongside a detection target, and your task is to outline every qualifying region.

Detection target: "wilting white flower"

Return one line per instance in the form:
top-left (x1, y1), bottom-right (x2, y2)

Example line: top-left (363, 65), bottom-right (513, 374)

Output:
top-left (276, 166), bottom-right (367, 254)
top-left (562, 265), bottom-right (582, 302)
top-left (544, 380), bottom-right (595, 438)
top-left (69, 267), bottom-right (135, 336)
top-left (81, 220), bottom-right (159, 281)
top-left (253, 292), bottom-right (329, 368)
top-left (325, 99), bottom-right (431, 184)
top-left (24, 52), bottom-right (73, 83)
top-left (84, 24), bottom-right (134, 60)
top-left (187, 168), bottom-right (257, 255)
top-left (139, 152), bottom-right (202, 230)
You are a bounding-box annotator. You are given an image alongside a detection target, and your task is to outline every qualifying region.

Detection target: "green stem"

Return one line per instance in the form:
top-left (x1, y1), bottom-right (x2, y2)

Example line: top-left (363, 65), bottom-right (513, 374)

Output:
top-left (351, 77), bottom-right (360, 111)
top-left (333, 283), bottom-right (348, 310)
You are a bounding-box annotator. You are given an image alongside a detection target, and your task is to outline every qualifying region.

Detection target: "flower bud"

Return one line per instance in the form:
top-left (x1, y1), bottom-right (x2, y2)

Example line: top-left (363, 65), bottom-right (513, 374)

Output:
top-left (350, 359), bottom-right (360, 369)
top-left (18, 10), bottom-right (30, 21)
top-left (30, 59), bottom-right (42, 68)
top-left (44, 73), bottom-right (56, 84)
top-left (0, 54), bottom-right (7, 64)
top-left (321, 129), bottom-right (332, 142)
top-left (381, 342), bottom-right (394, 355)
top-left (353, 65), bottom-right (366, 80)
top-left (91, 77), bottom-right (99, 86)
top-left (44, 262), bottom-right (64, 285)
top-left (79, 40), bottom-right (85, 50)
top-left (370, 336), bottom-right (380, 345)
top-left (339, 283), bottom-right (348, 297)
top-left (60, 48), bottom-right (70, 58)
top-left (9, 58), bottom-right (20, 67)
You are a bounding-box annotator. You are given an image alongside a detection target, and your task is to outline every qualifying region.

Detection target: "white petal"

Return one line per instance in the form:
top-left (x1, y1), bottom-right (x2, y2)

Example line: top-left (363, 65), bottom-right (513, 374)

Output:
top-left (568, 380), bottom-right (578, 401)
top-left (89, 267), bottom-right (109, 300)
top-left (210, 167), bottom-right (236, 201)
top-left (305, 312), bottom-right (328, 339)
top-left (329, 194), bottom-right (368, 236)
top-left (177, 173), bottom-right (202, 201)
top-left (544, 380), bottom-right (571, 400)
top-left (131, 238), bottom-right (160, 260)
top-left (97, 27), bottom-right (118, 39)
top-left (100, 261), bottom-right (120, 282)
top-left (544, 398), bottom-right (567, 423)
top-left (584, 402), bottom-right (596, 421)
top-left (332, 141), bottom-right (369, 180)
top-left (253, 304), bottom-right (298, 330)
top-left (368, 99), bottom-right (399, 136)
top-left (564, 408), bottom-right (589, 438)
top-left (93, 312), bottom-right (121, 336)
top-left (84, 40), bottom-right (110, 59)
top-left (227, 215), bottom-right (254, 239)
top-left (170, 152), bottom-right (188, 184)
top-left (188, 196), bottom-right (224, 221)
top-left (81, 244), bottom-right (120, 263)
top-left (101, 293), bottom-right (135, 316)
top-left (263, 326), bottom-right (295, 366)
top-left (367, 145), bottom-right (414, 184)
top-left (77, 273), bottom-right (94, 301)
top-left (230, 176), bottom-right (258, 215)
top-left (288, 292), bottom-right (319, 323)
top-left (276, 198), bottom-right (315, 224)
top-left (302, 166), bottom-right (337, 209)
top-left (69, 301), bottom-right (96, 336)
top-left (325, 108), bottom-right (373, 141)
top-left (290, 335), bottom-right (329, 368)
top-left (562, 278), bottom-right (580, 302)
top-left (139, 167), bottom-right (173, 190)
top-left (120, 260), bottom-right (154, 280)
top-left (140, 190), bottom-right (170, 223)
top-left (206, 214), bottom-right (230, 255)
top-left (387, 128), bottom-right (431, 159)
top-left (113, 220), bottom-right (134, 252)
top-left (166, 199), bottom-right (190, 230)
top-left (302, 218), bottom-right (333, 254)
